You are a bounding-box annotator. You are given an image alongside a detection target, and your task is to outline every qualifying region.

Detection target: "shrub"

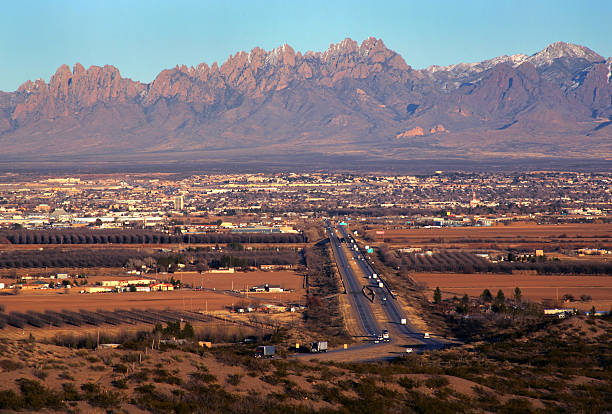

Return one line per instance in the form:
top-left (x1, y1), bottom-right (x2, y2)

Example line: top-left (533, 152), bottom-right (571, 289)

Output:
top-left (190, 371), bottom-right (217, 383)
top-left (58, 371), bottom-right (74, 381)
top-left (113, 363), bottom-right (129, 374)
top-left (398, 376), bottom-right (421, 389)
top-left (80, 382), bottom-right (122, 409)
top-left (227, 374), bottom-right (243, 386)
top-left (425, 376), bottom-right (450, 388)
top-left (111, 378), bottom-right (128, 389)
top-left (0, 389), bottom-right (22, 410)
top-left (0, 359), bottom-right (23, 371)
top-left (153, 368), bottom-right (182, 385)
top-left (61, 383), bottom-right (81, 401)
top-left (16, 378), bottom-right (65, 410)
top-left (130, 369), bottom-right (150, 383)
top-left (32, 368), bottom-right (48, 380)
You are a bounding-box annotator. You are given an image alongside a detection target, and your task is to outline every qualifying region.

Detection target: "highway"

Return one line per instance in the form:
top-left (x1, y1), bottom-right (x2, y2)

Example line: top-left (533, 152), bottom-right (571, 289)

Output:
top-left (335, 223), bottom-right (445, 351)
top-left (325, 224), bottom-right (380, 338)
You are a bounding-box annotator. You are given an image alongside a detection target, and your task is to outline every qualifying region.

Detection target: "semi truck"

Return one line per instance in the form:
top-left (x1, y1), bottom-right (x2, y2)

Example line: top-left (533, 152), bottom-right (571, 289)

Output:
top-left (254, 345), bottom-right (276, 358)
top-left (311, 341), bottom-right (328, 353)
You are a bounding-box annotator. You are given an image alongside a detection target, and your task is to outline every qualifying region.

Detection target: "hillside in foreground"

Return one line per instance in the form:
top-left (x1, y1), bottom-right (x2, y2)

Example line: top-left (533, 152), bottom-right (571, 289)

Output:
top-left (0, 315), bottom-right (609, 413)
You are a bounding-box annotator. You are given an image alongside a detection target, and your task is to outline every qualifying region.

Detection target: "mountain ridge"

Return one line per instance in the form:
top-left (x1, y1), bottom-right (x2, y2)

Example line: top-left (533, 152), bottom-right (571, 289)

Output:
top-left (0, 38), bottom-right (610, 164)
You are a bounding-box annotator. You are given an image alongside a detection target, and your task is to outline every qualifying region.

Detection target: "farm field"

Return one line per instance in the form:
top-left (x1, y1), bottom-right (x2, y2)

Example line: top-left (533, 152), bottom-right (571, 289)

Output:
top-left (0, 242), bottom-right (308, 252)
top-left (365, 223), bottom-right (612, 249)
top-left (1, 270), bottom-right (304, 293)
top-left (0, 271), bottom-right (305, 315)
top-left (0, 290), bottom-right (279, 314)
top-left (410, 272), bottom-right (612, 311)
top-left (174, 270), bottom-right (304, 291)
top-left (0, 312), bottom-right (247, 342)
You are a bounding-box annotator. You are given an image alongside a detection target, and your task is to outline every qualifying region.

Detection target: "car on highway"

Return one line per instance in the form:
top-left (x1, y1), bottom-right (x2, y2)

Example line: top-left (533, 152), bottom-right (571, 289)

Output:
top-left (381, 329), bottom-right (390, 342)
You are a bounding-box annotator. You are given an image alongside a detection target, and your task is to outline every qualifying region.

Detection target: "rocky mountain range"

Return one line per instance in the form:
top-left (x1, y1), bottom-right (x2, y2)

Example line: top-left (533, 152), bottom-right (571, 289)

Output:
top-left (0, 38), bottom-right (611, 166)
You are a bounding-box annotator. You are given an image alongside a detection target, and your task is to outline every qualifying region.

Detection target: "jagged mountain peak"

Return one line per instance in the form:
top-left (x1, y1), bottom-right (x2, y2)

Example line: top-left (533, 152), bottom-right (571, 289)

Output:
top-left (424, 41), bottom-right (604, 79)
top-left (424, 53), bottom-right (529, 77)
top-left (527, 41), bottom-right (604, 66)
top-left (1, 38), bottom-right (610, 163)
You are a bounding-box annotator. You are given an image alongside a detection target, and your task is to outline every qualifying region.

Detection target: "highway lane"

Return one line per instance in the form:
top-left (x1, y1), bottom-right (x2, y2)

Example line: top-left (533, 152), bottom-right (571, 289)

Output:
top-left (325, 224), bottom-right (380, 338)
top-left (337, 224), bottom-right (445, 350)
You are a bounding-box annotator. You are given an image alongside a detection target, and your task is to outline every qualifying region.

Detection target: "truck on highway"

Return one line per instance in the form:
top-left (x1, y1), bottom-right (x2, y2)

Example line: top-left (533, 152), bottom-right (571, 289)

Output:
top-left (311, 341), bottom-right (328, 353)
top-left (254, 345), bottom-right (276, 358)
top-left (423, 332), bottom-right (430, 339)
top-left (382, 329), bottom-right (390, 340)
top-left (378, 282), bottom-right (384, 288)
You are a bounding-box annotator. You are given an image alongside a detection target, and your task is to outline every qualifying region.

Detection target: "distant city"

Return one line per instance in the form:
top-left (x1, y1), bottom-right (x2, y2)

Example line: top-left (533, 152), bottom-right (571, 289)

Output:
top-left (1, 171), bottom-right (609, 231)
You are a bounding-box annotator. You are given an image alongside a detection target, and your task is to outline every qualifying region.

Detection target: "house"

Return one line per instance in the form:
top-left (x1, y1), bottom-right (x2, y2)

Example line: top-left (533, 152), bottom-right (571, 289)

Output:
top-left (127, 279), bottom-right (155, 285)
top-left (544, 308), bottom-right (575, 318)
top-left (250, 284), bottom-right (284, 293)
top-left (207, 268), bottom-right (235, 274)
top-left (101, 280), bottom-right (126, 287)
top-left (260, 264), bottom-right (295, 270)
top-left (264, 304), bottom-right (287, 313)
top-left (97, 343), bottom-right (120, 349)
top-left (21, 282), bottom-right (49, 290)
top-left (84, 286), bottom-right (113, 293)
top-left (152, 283), bottom-right (174, 291)
top-left (266, 284), bottom-right (283, 293)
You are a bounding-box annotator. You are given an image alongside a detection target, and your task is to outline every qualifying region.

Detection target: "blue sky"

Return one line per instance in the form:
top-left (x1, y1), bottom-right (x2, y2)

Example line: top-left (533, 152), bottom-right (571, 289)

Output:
top-left (1, 0), bottom-right (610, 91)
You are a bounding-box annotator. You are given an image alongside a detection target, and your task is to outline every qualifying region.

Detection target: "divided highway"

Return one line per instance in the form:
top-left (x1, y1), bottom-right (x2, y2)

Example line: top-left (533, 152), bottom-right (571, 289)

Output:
top-left (335, 223), bottom-right (445, 350)
top-left (326, 224), bottom-right (380, 337)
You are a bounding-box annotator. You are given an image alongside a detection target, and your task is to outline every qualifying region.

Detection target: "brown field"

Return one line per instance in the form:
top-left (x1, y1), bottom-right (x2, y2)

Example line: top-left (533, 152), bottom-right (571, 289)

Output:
top-left (0, 290), bottom-right (270, 314)
top-left (0, 242), bottom-right (308, 252)
top-left (0, 267), bottom-right (127, 279)
top-left (0, 273), bottom-right (151, 286)
top-left (366, 222), bottom-right (612, 241)
top-left (172, 270), bottom-right (304, 291)
top-left (0, 270), bottom-right (305, 315)
top-left (410, 272), bottom-right (612, 311)
top-left (364, 222), bottom-right (612, 252)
